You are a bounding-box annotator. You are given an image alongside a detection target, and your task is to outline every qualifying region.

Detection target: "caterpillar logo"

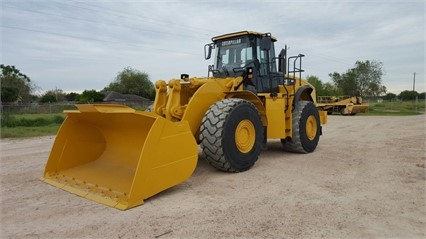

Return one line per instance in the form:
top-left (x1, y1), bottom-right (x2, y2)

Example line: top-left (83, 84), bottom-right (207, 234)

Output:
top-left (222, 38), bottom-right (242, 46)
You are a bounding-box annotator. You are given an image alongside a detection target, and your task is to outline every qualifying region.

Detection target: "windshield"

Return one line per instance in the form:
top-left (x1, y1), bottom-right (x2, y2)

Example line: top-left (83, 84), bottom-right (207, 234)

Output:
top-left (213, 37), bottom-right (253, 77)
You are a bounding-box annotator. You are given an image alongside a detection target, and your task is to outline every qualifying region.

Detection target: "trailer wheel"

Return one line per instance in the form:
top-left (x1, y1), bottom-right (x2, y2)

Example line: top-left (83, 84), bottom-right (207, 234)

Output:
top-left (200, 98), bottom-right (264, 172)
top-left (281, 101), bottom-right (320, 153)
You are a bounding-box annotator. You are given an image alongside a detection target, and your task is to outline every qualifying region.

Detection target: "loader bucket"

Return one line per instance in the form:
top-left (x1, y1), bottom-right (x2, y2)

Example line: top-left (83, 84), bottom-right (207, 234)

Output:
top-left (42, 104), bottom-right (198, 210)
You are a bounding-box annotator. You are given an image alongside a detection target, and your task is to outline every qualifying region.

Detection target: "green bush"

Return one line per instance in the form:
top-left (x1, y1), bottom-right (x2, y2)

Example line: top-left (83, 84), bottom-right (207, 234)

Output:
top-left (1, 113), bottom-right (16, 127)
top-left (1, 113), bottom-right (65, 127)
top-left (372, 103), bottom-right (385, 107)
top-left (53, 115), bottom-right (65, 124)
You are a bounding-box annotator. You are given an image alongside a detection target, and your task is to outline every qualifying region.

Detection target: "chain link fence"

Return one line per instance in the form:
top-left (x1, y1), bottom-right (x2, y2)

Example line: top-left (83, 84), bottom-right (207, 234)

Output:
top-left (1, 101), bottom-right (153, 115)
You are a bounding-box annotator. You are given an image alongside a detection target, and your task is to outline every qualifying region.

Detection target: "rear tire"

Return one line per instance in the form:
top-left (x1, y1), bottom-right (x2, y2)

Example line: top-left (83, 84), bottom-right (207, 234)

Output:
top-left (281, 101), bottom-right (321, 153)
top-left (200, 98), bottom-right (264, 172)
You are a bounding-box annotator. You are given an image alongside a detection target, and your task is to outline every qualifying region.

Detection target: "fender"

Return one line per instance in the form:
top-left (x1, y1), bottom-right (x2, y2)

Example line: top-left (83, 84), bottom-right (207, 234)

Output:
top-left (293, 85), bottom-right (314, 108)
top-left (225, 90), bottom-right (267, 126)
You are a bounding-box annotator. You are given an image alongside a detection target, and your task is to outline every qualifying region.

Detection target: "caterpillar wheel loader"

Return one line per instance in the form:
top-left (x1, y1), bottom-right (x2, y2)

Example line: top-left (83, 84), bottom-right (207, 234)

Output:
top-left (42, 31), bottom-right (327, 210)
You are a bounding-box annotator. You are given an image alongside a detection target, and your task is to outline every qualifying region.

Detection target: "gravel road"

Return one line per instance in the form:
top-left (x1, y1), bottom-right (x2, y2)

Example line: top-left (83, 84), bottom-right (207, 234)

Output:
top-left (1, 115), bottom-right (425, 238)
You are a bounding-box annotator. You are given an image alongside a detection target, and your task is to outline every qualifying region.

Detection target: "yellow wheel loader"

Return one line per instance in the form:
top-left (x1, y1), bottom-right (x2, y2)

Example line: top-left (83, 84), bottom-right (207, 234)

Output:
top-left (43, 31), bottom-right (327, 210)
top-left (316, 96), bottom-right (369, 115)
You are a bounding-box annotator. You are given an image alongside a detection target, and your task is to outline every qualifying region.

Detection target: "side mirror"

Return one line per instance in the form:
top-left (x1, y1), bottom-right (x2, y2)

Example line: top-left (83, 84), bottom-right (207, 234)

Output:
top-left (260, 36), bottom-right (271, 51)
top-left (204, 43), bottom-right (213, 60)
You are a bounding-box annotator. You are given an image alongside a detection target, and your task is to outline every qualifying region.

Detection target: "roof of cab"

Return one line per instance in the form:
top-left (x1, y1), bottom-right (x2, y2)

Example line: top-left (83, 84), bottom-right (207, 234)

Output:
top-left (212, 31), bottom-right (277, 42)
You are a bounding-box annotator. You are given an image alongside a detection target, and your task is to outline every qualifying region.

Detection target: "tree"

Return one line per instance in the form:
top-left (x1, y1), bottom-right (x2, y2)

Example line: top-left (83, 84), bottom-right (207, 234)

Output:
top-left (1, 64), bottom-right (36, 103)
top-left (40, 89), bottom-right (65, 103)
top-left (76, 90), bottom-right (105, 103)
top-left (329, 71), bottom-right (358, 96)
top-left (329, 60), bottom-right (386, 97)
top-left (1, 87), bottom-right (19, 103)
top-left (306, 75), bottom-right (342, 96)
top-left (307, 75), bottom-right (324, 95)
top-left (398, 90), bottom-right (418, 101)
top-left (40, 92), bottom-right (57, 103)
top-left (104, 67), bottom-right (155, 100)
top-left (382, 92), bottom-right (397, 101)
top-left (353, 60), bottom-right (386, 97)
top-left (322, 82), bottom-right (342, 96)
top-left (419, 92), bottom-right (425, 100)
top-left (65, 92), bottom-right (79, 101)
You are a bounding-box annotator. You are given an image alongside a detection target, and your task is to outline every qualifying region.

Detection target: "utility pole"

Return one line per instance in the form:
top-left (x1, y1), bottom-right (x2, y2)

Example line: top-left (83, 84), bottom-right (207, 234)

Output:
top-left (413, 72), bottom-right (416, 92)
top-left (413, 72), bottom-right (417, 112)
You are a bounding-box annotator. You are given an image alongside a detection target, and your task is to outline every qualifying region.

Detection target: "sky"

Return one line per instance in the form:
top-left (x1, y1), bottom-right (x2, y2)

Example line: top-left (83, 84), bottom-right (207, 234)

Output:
top-left (1, 0), bottom-right (425, 95)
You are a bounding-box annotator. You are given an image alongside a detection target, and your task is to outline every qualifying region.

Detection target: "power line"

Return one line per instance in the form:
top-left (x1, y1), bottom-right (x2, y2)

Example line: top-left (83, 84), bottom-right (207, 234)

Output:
top-left (50, 0), bottom-right (218, 38)
top-left (2, 3), bottom-right (208, 40)
top-left (73, 0), bottom-right (220, 36)
top-left (2, 25), bottom-right (199, 56)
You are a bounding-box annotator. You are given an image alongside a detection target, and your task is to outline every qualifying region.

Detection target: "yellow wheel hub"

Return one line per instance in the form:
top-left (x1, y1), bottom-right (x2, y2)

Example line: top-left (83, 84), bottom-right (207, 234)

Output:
top-left (305, 115), bottom-right (318, 140)
top-left (235, 120), bottom-right (256, 153)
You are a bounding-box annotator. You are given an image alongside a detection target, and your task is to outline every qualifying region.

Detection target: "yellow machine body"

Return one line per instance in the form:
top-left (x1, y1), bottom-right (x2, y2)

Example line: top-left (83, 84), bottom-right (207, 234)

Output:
top-left (43, 31), bottom-right (327, 210)
top-left (43, 104), bottom-right (197, 210)
top-left (317, 96), bottom-right (369, 115)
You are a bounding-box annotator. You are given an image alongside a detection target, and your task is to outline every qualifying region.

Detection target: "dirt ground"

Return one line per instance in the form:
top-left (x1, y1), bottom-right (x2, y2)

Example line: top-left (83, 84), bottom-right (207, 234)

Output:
top-left (1, 115), bottom-right (425, 239)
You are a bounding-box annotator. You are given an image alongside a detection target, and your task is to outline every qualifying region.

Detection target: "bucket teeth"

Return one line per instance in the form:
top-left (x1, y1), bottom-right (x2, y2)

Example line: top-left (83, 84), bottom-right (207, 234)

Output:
top-left (44, 173), bottom-right (130, 202)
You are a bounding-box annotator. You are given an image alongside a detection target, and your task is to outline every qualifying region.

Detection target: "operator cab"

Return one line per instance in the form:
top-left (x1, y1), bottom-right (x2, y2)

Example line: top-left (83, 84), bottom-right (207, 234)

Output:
top-left (205, 31), bottom-right (304, 94)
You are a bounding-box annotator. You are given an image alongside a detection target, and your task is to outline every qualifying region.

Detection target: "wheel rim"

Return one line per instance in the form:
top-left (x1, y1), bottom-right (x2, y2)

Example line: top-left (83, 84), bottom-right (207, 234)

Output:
top-left (235, 119), bottom-right (256, 153)
top-left (305, 115), bottom-right (318, 140)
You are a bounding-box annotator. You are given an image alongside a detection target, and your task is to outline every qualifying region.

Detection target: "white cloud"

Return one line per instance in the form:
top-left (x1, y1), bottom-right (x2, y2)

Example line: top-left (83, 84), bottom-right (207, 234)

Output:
top-left (2, 0), bottom-right (424, 94)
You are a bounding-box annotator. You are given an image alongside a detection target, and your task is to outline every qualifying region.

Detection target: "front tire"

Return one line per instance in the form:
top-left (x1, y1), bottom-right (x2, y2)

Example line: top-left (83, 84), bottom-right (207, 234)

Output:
top-left (281, 101), bottom-right (321, 153)
top-left (200, 98), bottom-right (264, 172)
